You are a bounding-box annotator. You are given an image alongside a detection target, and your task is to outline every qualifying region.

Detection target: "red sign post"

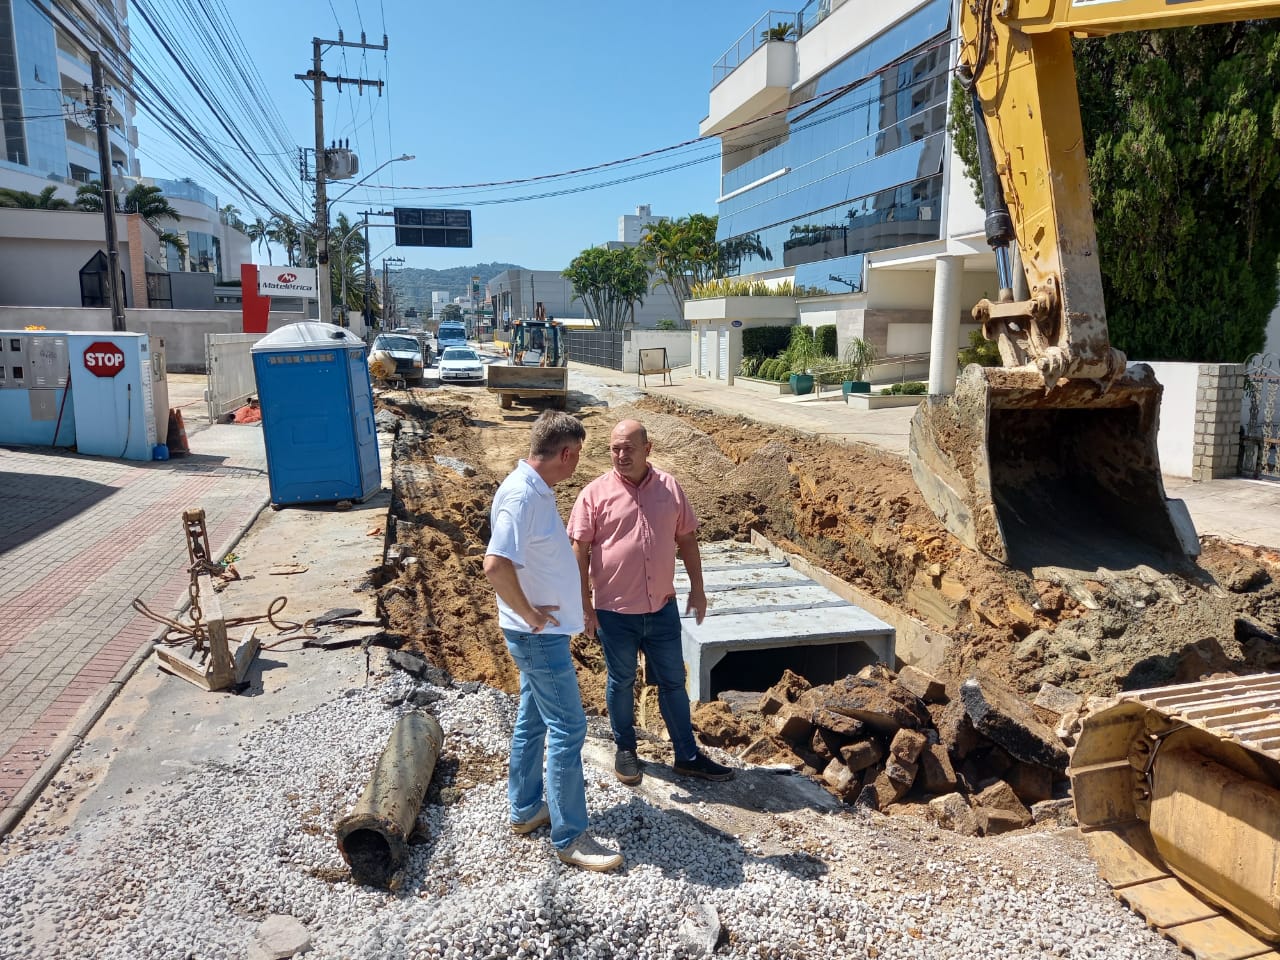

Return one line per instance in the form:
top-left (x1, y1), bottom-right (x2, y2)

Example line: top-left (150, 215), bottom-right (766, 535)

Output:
top-left (84, 341), bottom-right (126, 377)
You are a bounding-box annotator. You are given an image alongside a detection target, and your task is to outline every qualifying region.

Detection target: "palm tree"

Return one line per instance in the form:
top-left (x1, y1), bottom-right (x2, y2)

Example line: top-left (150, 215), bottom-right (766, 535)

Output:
top-left (638, 214), bottom-right (723, 326)
top-left (762, 21), bottom-right (796, 42)
top-left (268, 216), bottom-right (301, 267)
top-left (219, 203), bottom-right (242, 229)
top-left (0, 186), bottom-right (71, 209)
top-left (122, 183), bottom-right (181, 225)
top-left (246, 216), bottom-right (272, 264)
top-left (74, 181), bottom-right (105, 211)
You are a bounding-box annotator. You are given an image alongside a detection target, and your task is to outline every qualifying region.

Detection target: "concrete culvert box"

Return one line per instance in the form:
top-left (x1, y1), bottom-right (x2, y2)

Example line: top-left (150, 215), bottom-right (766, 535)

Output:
top-left (678, 542), bottom-right (895, 701)
top-left (251, 322), bottom-right (380, 506)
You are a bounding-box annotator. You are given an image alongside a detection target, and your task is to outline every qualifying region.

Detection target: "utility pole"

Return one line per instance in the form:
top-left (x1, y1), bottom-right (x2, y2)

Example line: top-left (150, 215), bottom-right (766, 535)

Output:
top-left (383, 255), bottom-right (404, 326)
top-left (359, 209), bottom-right (393, 335)
top-left (295, 32), bottom-right (387, 327)
top-left (90, 52), bottom-right (126, 332)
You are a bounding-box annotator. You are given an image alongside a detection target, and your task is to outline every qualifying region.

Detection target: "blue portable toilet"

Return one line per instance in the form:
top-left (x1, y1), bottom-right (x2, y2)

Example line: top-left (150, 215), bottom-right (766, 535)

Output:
top-left (251, 322), bottom-right (380, 506)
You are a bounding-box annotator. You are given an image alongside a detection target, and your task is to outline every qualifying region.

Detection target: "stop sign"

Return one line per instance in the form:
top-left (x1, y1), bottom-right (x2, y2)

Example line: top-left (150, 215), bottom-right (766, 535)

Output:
top-left (83, 341), bottom-right (127, 378)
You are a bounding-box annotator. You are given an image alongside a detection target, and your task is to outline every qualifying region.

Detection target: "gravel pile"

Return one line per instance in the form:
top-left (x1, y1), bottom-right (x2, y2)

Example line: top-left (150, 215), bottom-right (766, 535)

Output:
top-left (0, 666), bottom-right (1183, 960)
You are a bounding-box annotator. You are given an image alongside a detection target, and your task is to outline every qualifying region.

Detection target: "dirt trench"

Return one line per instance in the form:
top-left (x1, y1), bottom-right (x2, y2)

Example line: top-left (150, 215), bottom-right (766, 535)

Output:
top-left (375, 383), bottom-right (1280, 728)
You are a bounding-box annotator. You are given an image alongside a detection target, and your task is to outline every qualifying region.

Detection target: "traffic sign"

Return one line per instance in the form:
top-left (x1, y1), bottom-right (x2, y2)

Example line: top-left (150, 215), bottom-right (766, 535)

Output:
top-left (394, 208), bottom-right (473, 248)
top-left (83, 341), bottom-right (126, 377)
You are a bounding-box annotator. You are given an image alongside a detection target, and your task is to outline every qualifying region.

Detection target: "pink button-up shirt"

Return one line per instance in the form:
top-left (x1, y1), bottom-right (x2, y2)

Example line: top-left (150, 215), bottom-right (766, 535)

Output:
top-left (567, 465), bottom-right (698, 615)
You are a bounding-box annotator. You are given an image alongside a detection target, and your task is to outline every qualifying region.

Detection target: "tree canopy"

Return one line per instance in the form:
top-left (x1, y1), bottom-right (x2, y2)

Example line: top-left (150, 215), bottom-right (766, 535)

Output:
top-left (0, 186), bottom-right (70, 210)
top-left (950, 23), bottom-right (1280, 362)
top-left (562, 246), bottom-right (649, 330)
top-left (638, 214), bottom-right (723, 326)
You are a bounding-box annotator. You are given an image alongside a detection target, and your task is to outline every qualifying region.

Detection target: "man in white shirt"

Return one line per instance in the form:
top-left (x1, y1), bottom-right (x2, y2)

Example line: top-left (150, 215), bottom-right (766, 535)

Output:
top-left (483, 410), bottom-right (622, 873)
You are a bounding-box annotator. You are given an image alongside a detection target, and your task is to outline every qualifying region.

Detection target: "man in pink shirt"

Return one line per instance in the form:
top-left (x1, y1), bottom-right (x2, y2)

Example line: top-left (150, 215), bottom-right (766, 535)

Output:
top-left (568, 418), bottom-right (734, 785)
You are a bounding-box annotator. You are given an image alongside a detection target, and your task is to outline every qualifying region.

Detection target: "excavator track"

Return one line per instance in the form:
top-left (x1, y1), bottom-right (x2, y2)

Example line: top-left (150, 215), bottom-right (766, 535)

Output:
top-left (1071, 673), bottom-right (1280, 960)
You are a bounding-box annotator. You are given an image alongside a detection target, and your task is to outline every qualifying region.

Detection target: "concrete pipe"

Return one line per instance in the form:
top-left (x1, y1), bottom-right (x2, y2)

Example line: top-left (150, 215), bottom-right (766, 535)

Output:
top-left (335, 711), bottom-right (444, 887)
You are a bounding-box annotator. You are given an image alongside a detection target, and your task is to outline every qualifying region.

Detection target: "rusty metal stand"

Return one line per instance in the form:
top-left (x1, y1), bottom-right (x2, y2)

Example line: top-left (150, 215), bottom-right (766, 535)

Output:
top-left (155, 509), bottom-right (261, 691)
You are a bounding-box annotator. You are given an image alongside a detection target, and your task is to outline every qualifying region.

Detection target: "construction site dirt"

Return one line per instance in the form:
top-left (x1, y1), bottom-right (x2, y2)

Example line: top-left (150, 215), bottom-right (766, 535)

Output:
top-left (374, 380), bottom-right (1280, 820)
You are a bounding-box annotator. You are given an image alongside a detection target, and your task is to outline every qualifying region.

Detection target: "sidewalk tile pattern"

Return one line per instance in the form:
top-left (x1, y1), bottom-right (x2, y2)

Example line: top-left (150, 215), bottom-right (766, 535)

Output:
top-left (0, 426), bottom-right (268, 816)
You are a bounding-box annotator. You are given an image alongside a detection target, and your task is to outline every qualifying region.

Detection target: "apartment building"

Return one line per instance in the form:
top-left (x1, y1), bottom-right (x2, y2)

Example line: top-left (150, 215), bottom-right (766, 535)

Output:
top-left (0, 0), bottom-right (138, 195)
top-left (698, 0), bottom-right (994, 384)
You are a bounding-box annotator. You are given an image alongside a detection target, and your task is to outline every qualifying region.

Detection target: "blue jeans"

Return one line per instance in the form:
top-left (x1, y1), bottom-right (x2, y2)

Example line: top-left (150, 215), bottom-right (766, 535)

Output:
top-left (596, 599), bottom-right (698, 763)
top-left (502, 629), bottom-right (589, 850)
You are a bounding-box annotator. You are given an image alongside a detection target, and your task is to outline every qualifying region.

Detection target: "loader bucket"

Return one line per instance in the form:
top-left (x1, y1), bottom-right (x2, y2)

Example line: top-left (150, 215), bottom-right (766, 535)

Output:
top-left (908, 363), bottom-right (1197, 569)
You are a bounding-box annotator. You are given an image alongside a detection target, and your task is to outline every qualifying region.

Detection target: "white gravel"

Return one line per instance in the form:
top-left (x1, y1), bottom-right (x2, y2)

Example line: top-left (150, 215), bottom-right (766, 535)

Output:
top-left (0, 663), bottom-right (1185, 960)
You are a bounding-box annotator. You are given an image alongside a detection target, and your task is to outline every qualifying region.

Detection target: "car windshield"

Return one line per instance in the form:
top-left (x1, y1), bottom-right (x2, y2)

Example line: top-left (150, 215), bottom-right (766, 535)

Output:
top-left (442, 348), bottom-right (478, 362)
top-left (377, 336), bottom-right (419, 352)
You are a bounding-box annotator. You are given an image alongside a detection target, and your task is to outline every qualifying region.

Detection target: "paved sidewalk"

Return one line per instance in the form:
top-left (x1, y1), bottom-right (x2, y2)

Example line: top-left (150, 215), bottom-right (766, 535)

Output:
top-left (0, 421), bottom-right (268, 832)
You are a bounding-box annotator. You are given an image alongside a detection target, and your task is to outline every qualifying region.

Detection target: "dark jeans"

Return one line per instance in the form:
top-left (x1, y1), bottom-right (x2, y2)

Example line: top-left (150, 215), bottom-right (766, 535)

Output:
top-left (596, 598), bottom-right (697, 762)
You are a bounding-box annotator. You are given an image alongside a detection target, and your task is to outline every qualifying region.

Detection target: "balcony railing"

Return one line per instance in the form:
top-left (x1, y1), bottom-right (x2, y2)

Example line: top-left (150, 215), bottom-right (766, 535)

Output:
top-left (711, 10), bottom-right (799, 89)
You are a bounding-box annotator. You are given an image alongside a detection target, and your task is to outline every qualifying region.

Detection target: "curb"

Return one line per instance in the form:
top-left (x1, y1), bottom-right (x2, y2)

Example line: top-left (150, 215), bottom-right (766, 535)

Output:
top-left (0, 494), bottom-right (271, 839)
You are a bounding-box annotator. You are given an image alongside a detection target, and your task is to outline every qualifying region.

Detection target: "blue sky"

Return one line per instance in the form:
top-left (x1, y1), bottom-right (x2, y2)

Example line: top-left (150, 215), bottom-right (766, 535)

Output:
top-left (131, 0), bottom-right (763, 272)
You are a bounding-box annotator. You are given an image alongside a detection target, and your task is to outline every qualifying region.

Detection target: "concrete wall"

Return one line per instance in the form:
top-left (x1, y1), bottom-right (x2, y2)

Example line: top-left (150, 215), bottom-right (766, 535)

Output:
top-left (1144, 361), bottom-right (1243, 480)
top-left (623, 331), bottom-right (692, 374)
top-left (0, 306), bottom-right (309, 371)
top-left (0, 209), bottom-right (138, 307)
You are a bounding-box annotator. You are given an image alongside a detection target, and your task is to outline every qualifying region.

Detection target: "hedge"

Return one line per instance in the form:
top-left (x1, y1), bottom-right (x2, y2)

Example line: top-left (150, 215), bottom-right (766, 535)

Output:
top-left (815, 324), bottom-right (837, 357)
top-left (742, 326), bottom-right (793, 359)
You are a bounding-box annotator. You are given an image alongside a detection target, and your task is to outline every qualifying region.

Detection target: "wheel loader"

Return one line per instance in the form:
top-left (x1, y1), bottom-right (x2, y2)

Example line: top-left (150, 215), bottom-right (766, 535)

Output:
top-left (913, 0), bottom-right (1280, 955)
top-left (486, 303), bottom-right (568, 410)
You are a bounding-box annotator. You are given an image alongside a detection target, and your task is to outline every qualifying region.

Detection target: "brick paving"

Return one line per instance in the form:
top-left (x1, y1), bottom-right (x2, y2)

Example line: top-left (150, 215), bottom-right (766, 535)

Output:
top-left (0, 424), bottom-right (267, 826)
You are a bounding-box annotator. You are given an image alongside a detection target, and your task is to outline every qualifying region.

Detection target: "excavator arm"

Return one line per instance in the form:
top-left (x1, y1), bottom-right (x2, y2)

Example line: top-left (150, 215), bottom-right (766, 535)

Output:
top-left (927, 5), bottom-right (1280, 955)
top-left (910, 0), bottom-right (1280, 569)
top-left (959, 0), bottom-right (1280, 384)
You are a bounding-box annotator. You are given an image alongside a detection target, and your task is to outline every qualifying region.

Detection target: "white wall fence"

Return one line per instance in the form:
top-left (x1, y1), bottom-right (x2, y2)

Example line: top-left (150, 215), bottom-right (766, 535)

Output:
top-left (0, 306), bottom-right (309, 371)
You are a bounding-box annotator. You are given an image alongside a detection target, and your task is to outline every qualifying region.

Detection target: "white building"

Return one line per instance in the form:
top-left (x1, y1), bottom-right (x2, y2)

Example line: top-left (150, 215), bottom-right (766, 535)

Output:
top-left (618, 204), bottom-right (667, 244)
top-left (695, 0), bottom-right (993, 385)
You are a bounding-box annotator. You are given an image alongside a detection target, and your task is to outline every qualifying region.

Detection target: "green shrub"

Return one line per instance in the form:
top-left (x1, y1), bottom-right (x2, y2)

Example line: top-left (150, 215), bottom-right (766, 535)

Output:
top-left (815, 324), bottom-right (838, 357)
top-left (742, 326), bottom-right (793, 359)
top-left (958, 329), bottom-right (1001, 367)
top-left (880, 381), bottom-right (929, 395)
top-left (738, 355), bottom-right (761, 377)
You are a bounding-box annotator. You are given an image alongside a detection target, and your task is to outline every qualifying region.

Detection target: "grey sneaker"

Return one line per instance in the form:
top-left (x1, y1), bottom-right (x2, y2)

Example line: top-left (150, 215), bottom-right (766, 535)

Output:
top-left (674, 752), bottom-right (735, 781)
top-left (614, 748), bottom-right (643, 785)
top-left (556, 833), bottom-right (623, 872)
top-left (510, 801), bottom-right (550, 835)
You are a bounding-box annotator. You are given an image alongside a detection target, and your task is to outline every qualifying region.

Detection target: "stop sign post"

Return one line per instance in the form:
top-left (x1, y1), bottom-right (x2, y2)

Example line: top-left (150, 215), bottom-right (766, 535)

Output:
top-left (84, 341), bottom-right (126, 378)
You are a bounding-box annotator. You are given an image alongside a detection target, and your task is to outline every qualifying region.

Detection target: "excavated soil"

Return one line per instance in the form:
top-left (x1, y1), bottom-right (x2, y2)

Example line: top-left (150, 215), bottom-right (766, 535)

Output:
top-left (376, 382), bottom-right (1280, 728)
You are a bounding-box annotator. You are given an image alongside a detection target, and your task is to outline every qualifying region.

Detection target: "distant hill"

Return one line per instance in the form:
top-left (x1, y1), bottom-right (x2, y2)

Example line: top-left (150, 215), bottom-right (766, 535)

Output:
top-left (389, 262), bottom-right (523, 311)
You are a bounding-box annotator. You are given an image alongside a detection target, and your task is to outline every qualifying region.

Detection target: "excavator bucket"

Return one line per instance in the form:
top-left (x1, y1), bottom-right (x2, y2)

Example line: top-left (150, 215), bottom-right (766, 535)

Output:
top-left (909, 363), bottom-right (1199, 569)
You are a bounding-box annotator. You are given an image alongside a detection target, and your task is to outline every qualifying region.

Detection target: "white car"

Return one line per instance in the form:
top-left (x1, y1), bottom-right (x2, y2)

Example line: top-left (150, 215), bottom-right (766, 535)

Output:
top-left (370, 334), bottom-right (425, 385)
top-left (438, 346), bottom-right (485, 383)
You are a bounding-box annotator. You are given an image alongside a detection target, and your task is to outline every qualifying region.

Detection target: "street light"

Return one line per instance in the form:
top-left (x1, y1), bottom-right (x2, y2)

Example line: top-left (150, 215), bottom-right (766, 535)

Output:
top-left (317, 153), bottom-right (414, 325)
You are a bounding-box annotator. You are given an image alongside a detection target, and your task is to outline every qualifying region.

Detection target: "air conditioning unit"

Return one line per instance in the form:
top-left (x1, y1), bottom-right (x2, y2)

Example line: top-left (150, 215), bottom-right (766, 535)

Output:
top-left (918, 206), bottom-right (933, 220)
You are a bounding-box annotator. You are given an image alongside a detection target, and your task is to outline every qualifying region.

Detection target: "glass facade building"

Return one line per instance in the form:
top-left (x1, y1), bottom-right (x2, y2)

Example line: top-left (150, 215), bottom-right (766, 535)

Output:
top-left (714, 0), bottom-right (951, 296)
top-left (0, 0), bottom-right (136, 190)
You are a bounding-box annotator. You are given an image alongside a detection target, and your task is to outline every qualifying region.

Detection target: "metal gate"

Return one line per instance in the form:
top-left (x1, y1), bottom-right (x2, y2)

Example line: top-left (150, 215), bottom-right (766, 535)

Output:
top-left (205, 333), bottom-right (260, 422)
top-left (1241, 353), bottom-right (1280, 480)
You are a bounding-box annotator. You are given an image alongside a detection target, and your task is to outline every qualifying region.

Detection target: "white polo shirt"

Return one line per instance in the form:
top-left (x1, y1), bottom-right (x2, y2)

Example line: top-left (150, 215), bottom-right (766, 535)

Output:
top-left (486, 459), bottom-right (585, 636)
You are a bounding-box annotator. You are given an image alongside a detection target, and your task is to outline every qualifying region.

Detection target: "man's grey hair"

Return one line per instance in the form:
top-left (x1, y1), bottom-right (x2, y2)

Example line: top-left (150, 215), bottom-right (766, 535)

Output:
top-left (529, 410), bottom-right (586, 458)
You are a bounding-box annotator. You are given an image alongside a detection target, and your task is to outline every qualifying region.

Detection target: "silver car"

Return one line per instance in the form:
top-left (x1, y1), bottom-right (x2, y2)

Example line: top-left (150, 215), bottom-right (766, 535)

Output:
top-left (438, 346), bottom-right (485, 383)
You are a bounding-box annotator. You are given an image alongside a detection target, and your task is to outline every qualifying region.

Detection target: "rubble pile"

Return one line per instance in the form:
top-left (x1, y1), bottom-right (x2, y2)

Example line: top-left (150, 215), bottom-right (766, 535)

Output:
top-left (701, 664), bottom-right (1085, 836)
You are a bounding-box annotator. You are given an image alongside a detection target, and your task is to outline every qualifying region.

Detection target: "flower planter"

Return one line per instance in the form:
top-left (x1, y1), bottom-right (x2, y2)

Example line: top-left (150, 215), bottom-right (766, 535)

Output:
top-left (790, 373), bottom-right (815, 396)
top-left (842, 380), bottom-right (871, 401)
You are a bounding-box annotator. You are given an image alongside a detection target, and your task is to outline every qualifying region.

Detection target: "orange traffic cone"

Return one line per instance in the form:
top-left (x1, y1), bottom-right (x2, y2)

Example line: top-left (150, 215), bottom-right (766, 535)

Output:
top-left (166, 408), bottom-right (190, 456)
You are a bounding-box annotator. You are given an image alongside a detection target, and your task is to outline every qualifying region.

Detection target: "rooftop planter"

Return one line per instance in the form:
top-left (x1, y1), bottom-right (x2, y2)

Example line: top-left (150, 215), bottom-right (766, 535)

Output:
top-left (686, 278), bottom-right (799, 325)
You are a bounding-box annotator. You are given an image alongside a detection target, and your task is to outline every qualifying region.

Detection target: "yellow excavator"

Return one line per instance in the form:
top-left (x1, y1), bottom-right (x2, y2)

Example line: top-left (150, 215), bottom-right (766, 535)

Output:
top-left (913, 0), bottom-right (1280, 955)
